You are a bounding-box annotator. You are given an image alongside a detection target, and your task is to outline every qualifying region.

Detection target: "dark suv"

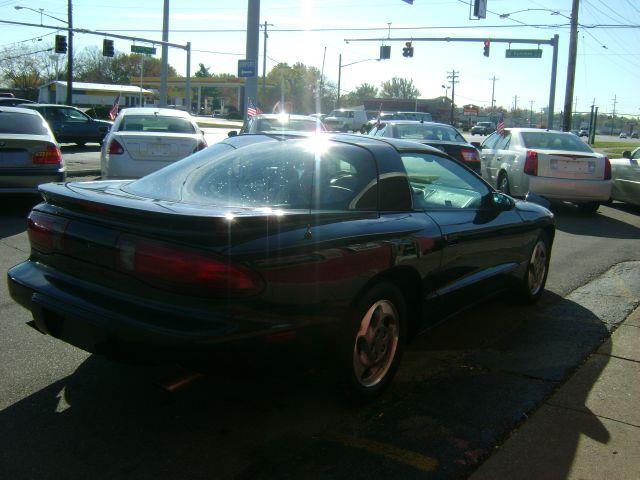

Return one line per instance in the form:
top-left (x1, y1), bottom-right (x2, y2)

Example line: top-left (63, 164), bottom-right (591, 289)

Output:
top-left (19, 104), bottom-right (112, 146)
top-left (470, 121), bottom-right (496, 136)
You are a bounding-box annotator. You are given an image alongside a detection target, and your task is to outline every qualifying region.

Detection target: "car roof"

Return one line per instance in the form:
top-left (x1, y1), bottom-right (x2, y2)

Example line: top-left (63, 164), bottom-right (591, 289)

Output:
top-left (379, 120), bottom-right (456, 128)
top-left (227, 132), bottom-right (446, 155)
top-left (120, 107), bottom-right (192, 117)
top-left (0, 106), bottom-right (43, 115)
top-left (254, 113), bottom-right (317, 121)
top-left (504, 128), bottom-right (568, 134)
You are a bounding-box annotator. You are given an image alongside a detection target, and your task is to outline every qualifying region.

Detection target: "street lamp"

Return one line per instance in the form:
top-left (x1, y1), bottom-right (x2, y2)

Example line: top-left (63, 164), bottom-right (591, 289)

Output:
top-left (498, 8), bottom-right (571, 20)
top-left (441, 84), bottom-right (449, 100)
top-left (337, 55), bottom-right (380, 108)
top-left (14, 6), bottom-right (68, 25)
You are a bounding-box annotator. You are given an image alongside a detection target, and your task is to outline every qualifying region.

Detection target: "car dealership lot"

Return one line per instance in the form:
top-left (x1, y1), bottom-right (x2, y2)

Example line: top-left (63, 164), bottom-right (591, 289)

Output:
top-left (1, 195), bottom-right (638, 479)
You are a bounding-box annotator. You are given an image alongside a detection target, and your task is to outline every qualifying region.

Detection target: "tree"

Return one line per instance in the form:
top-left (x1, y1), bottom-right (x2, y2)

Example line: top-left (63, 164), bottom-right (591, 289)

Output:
top-left (342, 83), bottom-right (379, 107)
top-left (0, 44), bottom-right (60, 98)
top-left (194, 63), bottom-right (211, 78)
top-left (380, 77), bottom-right (420, 99)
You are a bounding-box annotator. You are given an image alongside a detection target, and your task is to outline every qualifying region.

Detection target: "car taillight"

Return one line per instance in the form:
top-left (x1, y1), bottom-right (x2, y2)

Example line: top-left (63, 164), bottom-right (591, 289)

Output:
top-left (32, 145), bottom-right (62, 165)
top-left (116, 235), bottom-right (263, 297)
top-left (194, 138), bottom-right (207, 152)
top-left (108, 138), bottom-right (124, 155)
top-left (460, 147), bottom-right (480, 163)
top-left (26, 211), bottom-right (69, 254)
top-left (604, 157), bottom-right (611, 180)
top-left (524, 150), bottom-right (538, 176)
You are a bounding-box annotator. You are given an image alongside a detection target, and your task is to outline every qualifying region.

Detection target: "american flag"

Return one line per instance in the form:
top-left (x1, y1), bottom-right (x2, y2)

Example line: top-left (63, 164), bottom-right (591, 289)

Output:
top-left (496, 113), bottom-right (505, 136)
top-left (247, 98), bottom-right (262, 117)
top-left (108, 95), bottom-right (120, 121)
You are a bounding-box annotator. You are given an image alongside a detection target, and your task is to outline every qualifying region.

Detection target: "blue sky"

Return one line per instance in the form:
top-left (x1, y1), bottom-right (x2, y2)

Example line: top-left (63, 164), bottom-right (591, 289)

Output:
top-left (2, 0), bottom-right (639, 116)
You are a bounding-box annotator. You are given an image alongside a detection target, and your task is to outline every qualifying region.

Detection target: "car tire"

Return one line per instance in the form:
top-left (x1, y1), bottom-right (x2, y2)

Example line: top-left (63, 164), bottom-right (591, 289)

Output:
top-left (337, 282), bottom-right (406, 403)
top-left (516, 232), bottom-right (550, 304)
top-left (577, 202), bottom-right (600, 214)
top-left (498, 172), bottom-right (511, 195)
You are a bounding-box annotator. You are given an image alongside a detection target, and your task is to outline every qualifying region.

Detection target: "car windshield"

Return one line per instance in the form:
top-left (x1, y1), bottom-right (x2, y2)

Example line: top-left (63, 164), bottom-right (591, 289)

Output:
top-left (0, 112), bottom-right (49, 135)
top-left (256, 118), bottom-right (319, 132)
top-left (118, 115), bottom-right (195, 133)
top-left (477, 122), bottom-right (492, 127)
top-left (124, 138), bottom-right (378, 210)
top-left (329, 111), bottom-right (348, 118)
top-left (521, 132), bottom-right (594, 152)
top-left (393, 124), bottom-right (465, 142)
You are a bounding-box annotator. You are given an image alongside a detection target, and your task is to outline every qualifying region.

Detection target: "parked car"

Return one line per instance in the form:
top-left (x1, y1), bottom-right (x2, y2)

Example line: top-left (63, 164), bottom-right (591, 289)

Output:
top-left (362, 112), bottom-right (409, 133)
top-left (631, 132), bottom-right (639, 139)
top-left (8, 133), bottom-right (555, 400)
top-left (397, 111), bottom-right (433, 122)
top-left (101, 107), bottom-right (206, 179)
top-left (470, 122), bottom-right (496, 136)
top-left (0, 106), bottom-right (65, 193)
top-left (368, 120), bottom-right (482, 173)
top-left (20, 104), bottom-right (112, 146)
top-left (610, 148), bottom-right (640, 207)
top-left (0, 97), bottom-right (35, 107)
top-left (578, 129), bottom-right (589, 137)
top-left (234, 113), bottom-right (324, 136)
top-left (323, 108), bottom-right (368, 132)
top-left (478, 128), bottom-right (612, 214)
top-left (619, 132), bottom-right (628, 139)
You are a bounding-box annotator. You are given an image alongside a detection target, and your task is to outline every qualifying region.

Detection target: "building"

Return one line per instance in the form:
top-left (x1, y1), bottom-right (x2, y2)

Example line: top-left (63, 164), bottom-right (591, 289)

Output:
top-left (362, 97), bottom-right (453, 122)
top-left (38, 81), bottom-right (154, 107)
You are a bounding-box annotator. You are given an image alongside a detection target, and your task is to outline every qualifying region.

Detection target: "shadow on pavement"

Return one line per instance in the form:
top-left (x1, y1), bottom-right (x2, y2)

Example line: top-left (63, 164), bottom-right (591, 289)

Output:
top-left (0, 196), bottom-right (40, 240)
top-left (60, 144), bottom-right (101, 153)
top-left (0, 291), bottom-right (611, 480)
top-left (552, 203), bottom-right (640, 239)
top-left (608, 201), bottom-right (640, 217)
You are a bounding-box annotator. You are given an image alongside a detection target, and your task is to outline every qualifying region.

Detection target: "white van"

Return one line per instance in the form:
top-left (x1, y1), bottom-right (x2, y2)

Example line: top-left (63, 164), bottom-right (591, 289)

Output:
top-left (323, 108), bottom-right (368, 132)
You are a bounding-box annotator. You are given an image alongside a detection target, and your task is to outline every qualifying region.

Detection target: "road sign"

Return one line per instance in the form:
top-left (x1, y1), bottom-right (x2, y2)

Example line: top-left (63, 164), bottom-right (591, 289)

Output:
top-left (131, 45), bottom-right (156, 55)
top-left (506, 49), bottom-right (543, 58)
top-left (238, 59), bottom-right (257, 78)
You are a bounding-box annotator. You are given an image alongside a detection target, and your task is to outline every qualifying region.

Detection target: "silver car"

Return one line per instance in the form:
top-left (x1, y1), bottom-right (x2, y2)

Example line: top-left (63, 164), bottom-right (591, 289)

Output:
top-left (0, 106), bottom-right (65, 194)
top-left (610, 148), bottom-right (640, 207)
top-left (479, 128), bottom-right (612, 214)
top-left (101, 108), bottom-right (206, 180)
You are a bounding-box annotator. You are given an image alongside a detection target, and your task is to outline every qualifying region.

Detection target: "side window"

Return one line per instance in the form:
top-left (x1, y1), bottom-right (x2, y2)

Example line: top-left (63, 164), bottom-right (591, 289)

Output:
top-left (632, 149), bottom-right (640, 160)
top-left (64, 109), bottom-right (89, 122)
top-left (495, 133), bottom-right (512, 150)
top-left (368, 127), bottom-right (378, 136)
top-left (400, 152), bottom-right (490, 210)
top-left (482, 133), bottom-right (499, 149)
top-left (374, 126), bottom-right (387, 137)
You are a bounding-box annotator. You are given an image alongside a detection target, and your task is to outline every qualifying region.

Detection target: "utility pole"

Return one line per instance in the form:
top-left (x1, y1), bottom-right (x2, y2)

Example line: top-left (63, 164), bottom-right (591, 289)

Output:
top-left (513, 95), bottom-right (519, 112)
top-left (159, 0), bottom-right (169, 107)
top-left (447, 69), bottom-right (459, 125)
top-left (319, 45), bottom-right (327, 111)
top-left (66, 0), bottom-right (73, 105)
top-left (610, 94), bottom-right (617, 135)
top-left (261, 21), bottom-right (269, 100)
top-left (573, 95), bottom-right (578, 128)
top-left (244, 0), bottom-right (260, 120)
top-left (337, 54), bottom-right (342, 108)
top-left (490, 75), bottom-right (498, 120)
top-left (562, 0), bottom-right (580, 131)
top-left (529, 100), bottom-right (535, 126)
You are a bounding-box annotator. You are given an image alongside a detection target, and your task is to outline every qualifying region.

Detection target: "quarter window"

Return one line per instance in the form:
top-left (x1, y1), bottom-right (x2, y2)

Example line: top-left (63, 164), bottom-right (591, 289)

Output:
top-left (482, 132), bottom-right (500, 149)
top-left (494, 133), bottom-right (511, 150)
top-left (400, 152), bottom-right (490, 210)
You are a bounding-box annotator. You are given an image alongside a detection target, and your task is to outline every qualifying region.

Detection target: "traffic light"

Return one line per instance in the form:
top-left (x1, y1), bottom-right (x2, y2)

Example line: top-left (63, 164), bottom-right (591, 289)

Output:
top-left (402, 41), bottom-right (414, 58)
top-left (103, 39), bottom-right (115, 57)
top-left (380, 45), bottom-right (391, 60)
top-left (54, 35), bottom-right (67, 54)
top-left (483, 40), bottom-right (490, 57)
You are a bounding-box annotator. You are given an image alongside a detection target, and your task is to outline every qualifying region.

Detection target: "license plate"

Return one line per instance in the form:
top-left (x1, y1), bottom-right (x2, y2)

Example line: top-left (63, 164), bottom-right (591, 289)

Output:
top-left (551, 159), bottom-right (591, 173)
top-left (149, 144), bottom-right (170, 156)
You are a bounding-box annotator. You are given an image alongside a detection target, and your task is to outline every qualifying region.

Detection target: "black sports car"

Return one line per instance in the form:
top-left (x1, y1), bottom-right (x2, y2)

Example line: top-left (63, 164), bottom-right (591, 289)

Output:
top-left (8, 133), bottom-right (555, 400)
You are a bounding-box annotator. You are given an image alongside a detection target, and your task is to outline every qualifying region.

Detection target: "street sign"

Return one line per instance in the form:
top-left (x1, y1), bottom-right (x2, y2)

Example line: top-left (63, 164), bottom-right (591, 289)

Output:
top-left (238, 59), bottom-right (257, 78)
top-left (131, 45), bottom-right (156, 55)
top-left (506, 49), bottom-right (543, 58)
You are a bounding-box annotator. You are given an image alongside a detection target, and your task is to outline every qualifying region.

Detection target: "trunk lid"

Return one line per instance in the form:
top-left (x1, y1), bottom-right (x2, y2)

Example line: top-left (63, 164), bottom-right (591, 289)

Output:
top-left (0, 135), bottom-right (57, 168)
top-left (421, 141), bottom-right (481, 173)
top-left (115, 132), bottom-right (197, 161)
top-left (535, 150), bottom-right (605, 180)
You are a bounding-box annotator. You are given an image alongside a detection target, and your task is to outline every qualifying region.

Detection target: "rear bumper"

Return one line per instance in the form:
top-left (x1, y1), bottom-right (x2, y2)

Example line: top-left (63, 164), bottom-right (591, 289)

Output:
top-left (101, 154), bottom-right (178, 180)
top-left (0, 171), bottom-right (65, 193)
top-left (7, 260), bottom-right (336, 363)
top-left (528, 176), bottom-right (612, 202)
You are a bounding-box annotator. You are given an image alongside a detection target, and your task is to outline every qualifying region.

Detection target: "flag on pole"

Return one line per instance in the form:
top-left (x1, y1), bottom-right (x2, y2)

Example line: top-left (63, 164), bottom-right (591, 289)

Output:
top-left (247, 98), bottom-right (263, 117)
top-left (496, 113), bottom-right (505, 136)
top-left (108, 95), bottom-right (120, 121)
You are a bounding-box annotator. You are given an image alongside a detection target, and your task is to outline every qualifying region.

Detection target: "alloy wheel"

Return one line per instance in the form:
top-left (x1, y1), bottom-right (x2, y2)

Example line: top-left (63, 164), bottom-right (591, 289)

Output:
top-left (528, 239), bottom-right (547, 295)
top-left (352, 300), bottom-right (399, 388)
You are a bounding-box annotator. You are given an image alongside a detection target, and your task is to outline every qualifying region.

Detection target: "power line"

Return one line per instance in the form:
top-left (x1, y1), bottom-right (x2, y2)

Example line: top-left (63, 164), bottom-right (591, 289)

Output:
top-left (3, 46), bottom-right (53, 60)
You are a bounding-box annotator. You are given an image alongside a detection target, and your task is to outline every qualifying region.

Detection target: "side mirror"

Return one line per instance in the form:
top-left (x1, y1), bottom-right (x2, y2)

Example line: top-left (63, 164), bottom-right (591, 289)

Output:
top-left (471, 141), bottom-right (481, 148)
top-left (492, 192), bottom-right (514, 211)
top-left (228, 130), bottom-right (238, 137)
top-left (622, 150), bottom-right (631, 159)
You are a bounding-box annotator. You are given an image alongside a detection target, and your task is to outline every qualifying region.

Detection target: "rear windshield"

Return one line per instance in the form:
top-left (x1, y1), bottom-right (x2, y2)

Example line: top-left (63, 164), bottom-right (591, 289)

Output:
top-left (118, 115), bottom-right (195, 133)
top-left (0, 111), bottom-right (49, 135)
top-left (256, 118), bottom-right (319, 132)
top-left (521, 132), bottom-right (593, 152)
top-left (124, 138), bottom-right (378, 211)
top-left (394, 124), bottom-right (465, 142)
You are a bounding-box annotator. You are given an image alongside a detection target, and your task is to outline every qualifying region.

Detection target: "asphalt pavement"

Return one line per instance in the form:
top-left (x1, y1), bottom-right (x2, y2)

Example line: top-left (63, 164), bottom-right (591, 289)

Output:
top-left (1, 196), bottom-right (639, 479)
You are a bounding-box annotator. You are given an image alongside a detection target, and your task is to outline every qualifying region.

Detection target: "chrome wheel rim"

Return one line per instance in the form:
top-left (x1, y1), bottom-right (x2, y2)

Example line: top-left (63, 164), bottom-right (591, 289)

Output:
top-left (528, 240), bottom-right (547, 295)
top-left (352, 300), bottom-right (399, 388)
top-left (499, 176), bottom-right (508, 193)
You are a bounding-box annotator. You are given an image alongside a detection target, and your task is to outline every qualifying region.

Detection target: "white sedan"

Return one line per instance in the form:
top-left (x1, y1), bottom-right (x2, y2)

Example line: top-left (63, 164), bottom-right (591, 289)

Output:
top-left (478, 128), bottom-right (612, 214)
top-left (101, 108), bottom-right (207, 179)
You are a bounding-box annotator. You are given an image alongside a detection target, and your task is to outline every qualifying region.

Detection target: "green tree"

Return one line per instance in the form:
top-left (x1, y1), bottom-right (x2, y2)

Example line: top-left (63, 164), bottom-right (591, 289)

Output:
top-left (75, 47), bottom-right (177, 84)
top-left (380, 77), bottom-right (420, 99)
top-left (194, 63), bottom-right (211, 78)
top-left (342, 82), bottom-right (379, 107)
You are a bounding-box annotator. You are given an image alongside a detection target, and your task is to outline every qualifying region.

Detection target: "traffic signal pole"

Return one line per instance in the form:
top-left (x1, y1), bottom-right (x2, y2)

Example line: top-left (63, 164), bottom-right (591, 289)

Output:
top-left (244, 0), bottom-right (260, 120)
top-left (66, 0), bottom-right (73, 105)
top-left (562, 0), bottom-right (580, 132)
top-left (344, 34), bottom-right (560, 129)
